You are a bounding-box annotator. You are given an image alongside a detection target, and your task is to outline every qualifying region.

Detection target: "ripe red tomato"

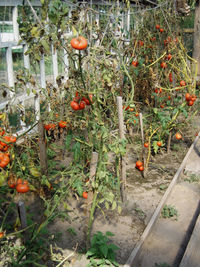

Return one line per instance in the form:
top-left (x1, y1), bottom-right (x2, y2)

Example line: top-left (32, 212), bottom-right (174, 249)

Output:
top-left (160, 28), bottom-right (164, 33)
top-left (70, 101), bottom-right (79, 110)
top-left (82, 191), bottom-right (88, 199)
top-left (144, 142), bottom-right (149, 148)
top-left (44, 124), bottom-right (51, 131)
top-left (190, 94), bottom-right (197, 102)
top-left (157, 141), bottom-right (162, 147)
top-left (17, 178), bottom-right (23, 184)
top-left (180, 80), bottom-right (186, 87)
top-left (58, 121), bottom-right (67, 128)
top-left (139, 40), bottom-right (144, 46)
top-left (167, 54), bottom-right (172, 60)
top-left (155, 24), bottom-right (160, 29)
top-left (132, 61), bottom-right (139, 67)
top-left (0, 152), bottom-right (10, 168)
top-left (125, 106), bottom-right (130, 111)
top-left (136, 161), bottom-right (143, 168)
top-left (164, 40), bottom-right (168, 46)
top-left (0, 232), bottom-right (4, 238)
top-left (79, 101), bottom-right (86, 110)
top-left (71, 36), bottom-right (87, 50)
top-left (160, 105), bottom-right (164, 108)
top-left (9, 136), bottom-right (16, 143)
top-left (188, 100), bottom-right (194, 106)
top-left (81, 97), bottom-right (90, 105)
top-left (135, 113), bottom-right (139, 117)
top-left (168, 96), bottom-right (171, 100)
top-left (169, 73), bottom-right (173, 83)
top-left (185, 93), bottom-right (191, 101)
top-left (16, 182), bottom-right (29, 193)
top-left (175, 133), bottom-right (182, 140)
top-left (155, 88), bottom-right (162, 94)
top-left (44, 124), bottom-right (55, 131)
top-left (0, 136), bottom-right (11, 146)
top-left (139, 166), bottom-right (144, 171)
top-left (0, 128), bottom-right (5, 136)
top-left (160, 62), bottom-right (167, 69)
top-left (8, 179), bottom-right (16, 188)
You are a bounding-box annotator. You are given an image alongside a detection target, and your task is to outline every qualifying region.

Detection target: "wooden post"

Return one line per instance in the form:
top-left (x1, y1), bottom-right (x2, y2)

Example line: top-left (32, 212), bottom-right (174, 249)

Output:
top-left (18, 200), bottom-right (27, 229)
top-left (12, 6), bottom-right (19, 42)
top-left (18, 200), bottom-right (28, 244)
top-left (116, 96), bottom-right (126, 202)
top-left (167, 132), bottom-right (172, 154)
top-left (40, 53), bottom-right (46, 89)
top-left (85, 152), bottom-right (99, 249)
top-left (139, 113), bottom-right (145, 178)
top-left (51, 45), bottom-right (58, 87)
top-left (6, 47), bottom-right (14, 90)
top-left (38, 119), bottom-right (48, 176)
top-left (23, 44), bottom-right (30, 70)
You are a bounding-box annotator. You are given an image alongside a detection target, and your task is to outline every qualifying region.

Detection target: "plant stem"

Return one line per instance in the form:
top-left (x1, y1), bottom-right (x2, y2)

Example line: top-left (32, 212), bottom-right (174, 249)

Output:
top-left (86, 190), bottom-right (98, 250)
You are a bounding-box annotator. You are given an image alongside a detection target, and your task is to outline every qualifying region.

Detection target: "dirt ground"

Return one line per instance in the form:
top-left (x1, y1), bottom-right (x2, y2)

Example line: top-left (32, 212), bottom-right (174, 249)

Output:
top-left (44, 139), bottom-right (191, 267)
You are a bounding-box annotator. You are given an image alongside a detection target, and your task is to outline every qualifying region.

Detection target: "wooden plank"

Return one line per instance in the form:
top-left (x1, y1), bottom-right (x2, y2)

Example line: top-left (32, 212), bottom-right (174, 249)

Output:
top-left (51, 45), bottom-right (58, 86)
top-left (179, 207), bottom-right (200, 267)
top-left (63, 49), bottom-right (69, 81)
top-left (0, 0), bottom-right (41, 6)
top-left (6, 47), bottom-right (14, 89)
top-left (12, 6), bottom-right (19, 42)
top-left (124, 134), bottom-right (200, 267)
top-left (23, 44), bottom-right (30, 70)
top-left (40, 53), bottom-right (46, 89)
top-left (0, 42), bottom-right (19, 48)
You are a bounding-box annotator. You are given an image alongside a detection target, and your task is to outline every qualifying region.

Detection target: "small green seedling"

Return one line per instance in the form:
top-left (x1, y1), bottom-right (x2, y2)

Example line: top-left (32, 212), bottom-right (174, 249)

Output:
top-left (161, 204), bottom-right (178, 220)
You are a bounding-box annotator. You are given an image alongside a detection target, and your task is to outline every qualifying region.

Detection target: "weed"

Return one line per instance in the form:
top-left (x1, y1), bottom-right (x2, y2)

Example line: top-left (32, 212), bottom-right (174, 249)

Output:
top-left (184, 174), bottom-right (200, 183)
top-left (86, 231), bottom-right (119, 267)
top-left (161, 205), bottom-right (178, 220)
top-left (159, 184), bottom-right (168, 190)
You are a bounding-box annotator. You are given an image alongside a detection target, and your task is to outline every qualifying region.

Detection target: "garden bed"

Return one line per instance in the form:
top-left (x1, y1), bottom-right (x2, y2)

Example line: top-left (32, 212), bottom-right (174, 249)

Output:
top-left (1, 131), bottom-right (195, 267)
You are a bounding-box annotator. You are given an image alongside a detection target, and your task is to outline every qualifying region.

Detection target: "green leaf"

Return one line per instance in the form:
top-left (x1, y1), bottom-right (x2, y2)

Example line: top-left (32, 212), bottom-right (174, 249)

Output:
top-left (65, 130), bottom-right (73, 150)
top-left (105, 202), bottom-right (109, 210)
top-left (106, 231), bottom-right (115, 237)
top-left (100, 245), bottom-right (108, 257)
top-left (111, 201), bottom-right (117, 210)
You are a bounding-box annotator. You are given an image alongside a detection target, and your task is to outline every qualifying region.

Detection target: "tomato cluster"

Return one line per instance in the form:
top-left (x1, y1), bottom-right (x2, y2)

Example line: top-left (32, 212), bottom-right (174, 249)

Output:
top-left (135, 160), bottom-right (144, 171)
top-left (0, 129), bottom-right (16, 168)
top-left (8, 177), bottom-right (29, 193)
top-left (0, 130), bottom-right (16, 152)
top-left (185, 93), bottom-right (197, 106)
top-left (44, 120), bottom-right (68, 131)
top-left (70, 94), bottom-right (92, 111)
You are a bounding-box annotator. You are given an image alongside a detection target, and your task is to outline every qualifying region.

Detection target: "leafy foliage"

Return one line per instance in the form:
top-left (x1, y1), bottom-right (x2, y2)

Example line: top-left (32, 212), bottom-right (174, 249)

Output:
top-left (86, 231), bottom-right (119, 267)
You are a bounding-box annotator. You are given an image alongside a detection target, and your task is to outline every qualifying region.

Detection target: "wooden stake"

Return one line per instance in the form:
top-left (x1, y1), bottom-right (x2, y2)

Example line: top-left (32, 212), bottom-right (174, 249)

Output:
top-left (18, 200), bottom-right (27, 229)
top-left (167, 132), bottom-right (172, 154)
top-left (117, 96), bottom-right (126, 202)
top-left (139, 113), bottom-right (145, 178)
top-left (85, 152), bottom-right (99, 249)
top-left (38, 119), bottom-right (48, 176)
top-left (18, 200), bottom-right (29, 245)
